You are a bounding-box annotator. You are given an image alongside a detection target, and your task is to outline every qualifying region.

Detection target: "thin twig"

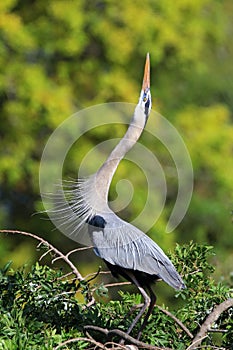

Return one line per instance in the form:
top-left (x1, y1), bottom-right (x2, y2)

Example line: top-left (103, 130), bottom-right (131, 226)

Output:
top-left (86, 331), bottom-right (129, 349)
top-left (86, 266), bottom-right (101, 283)
top-left (57, 271), bottom-right (74, 280)
top-left (208, 328), bottom-right (227, 333)
top-left (156, 305), bottom-right (193, 339)
top-left (91, 281), bottom-right (131, 293)
top-left (187, 298), bottom-right (233, 350)
top-left (189, 269), bottom-right (201, 275)
top-left (86, 298), bottom-right (96, 308)
top-left (66, 246), bottom-right (94, 258)
top-left (39, 248), bottom-right (54, 261)
top-left (123, 302), bottom-right (193, 339)
top-left (186, 336), bottom-right (208, 350)
top-left (104, 341), bottom-right (129, 349)
top-left (51, 256), bottom-right (64, 264)
top-left (104, 282), bottom-right (131, 288)
top-left (84, 270), bottom-right (111, 280)
top-left (84, 325), bottom-right (172, 350)
top-left (54, 336), bottom-right (106, 350)
top-left (190, 346), bottom-right (225, 350)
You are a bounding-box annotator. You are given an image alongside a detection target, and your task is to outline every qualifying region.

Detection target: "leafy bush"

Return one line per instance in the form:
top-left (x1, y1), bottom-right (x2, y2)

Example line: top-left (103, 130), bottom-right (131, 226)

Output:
top-left (0, 240), bottom-right (232, 349)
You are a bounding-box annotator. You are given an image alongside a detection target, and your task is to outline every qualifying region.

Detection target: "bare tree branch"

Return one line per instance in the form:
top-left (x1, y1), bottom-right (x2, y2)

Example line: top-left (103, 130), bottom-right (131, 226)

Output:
top-left (39, 248), bottom-right (54, 261)
top-left (104, 281), bottom-right (131, 288)
top-left (54, 336), bottom-right (106, 349)
top-left (86, 298), bottom-right (96, 308)
top-left (104, 341), bottom-right (129, 349)
top-left (156, 305), bottom-right (193, 339)
top-left (187, 298), bottom-right (233, 350)
top-left (0, 229), bottom-right (85, 280)
top-left (124, 302), bottom-right (193, 340)
top-left (84, 270), bottom-right (111, 280)
top-left (1, 229), bottom-right (88, 278)
top-left (66, 246), bottom-right (94, 258)
top-left (91, 281), bottom-right (131, 293)
top-left (84, 325), bottom-right (172, 350)
top-left (55, 334), bottom-right (132, 350)
top-left (0, 229), bottom-right (96, 306)
top-left (189, 346), bottom-right (225, 350)
top-left (186, 336), bottom-right (208, 350)
top-left (208, 328), bottom-right (227, 333)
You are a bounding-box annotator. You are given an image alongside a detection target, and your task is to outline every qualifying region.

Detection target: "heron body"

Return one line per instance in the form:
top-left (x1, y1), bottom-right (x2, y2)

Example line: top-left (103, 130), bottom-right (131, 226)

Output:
top-left (88, 214), bottom-right (184, 291)
top-left (66, 53), bottom-right (185, 338)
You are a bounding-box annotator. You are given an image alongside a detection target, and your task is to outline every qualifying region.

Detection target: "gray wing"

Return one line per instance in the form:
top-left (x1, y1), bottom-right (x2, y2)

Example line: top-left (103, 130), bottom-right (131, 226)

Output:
top-left (89, 213), bottom-right (185, 290)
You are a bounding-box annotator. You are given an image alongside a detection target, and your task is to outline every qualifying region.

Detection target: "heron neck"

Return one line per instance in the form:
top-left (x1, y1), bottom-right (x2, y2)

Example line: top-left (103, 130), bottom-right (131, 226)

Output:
top-left (95, 106), bottom-right (145, 203)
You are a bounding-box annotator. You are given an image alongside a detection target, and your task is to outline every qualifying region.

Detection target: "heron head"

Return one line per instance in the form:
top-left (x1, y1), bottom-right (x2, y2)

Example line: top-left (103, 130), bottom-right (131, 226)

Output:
top-left (139, 53), bottom-right (152, 123)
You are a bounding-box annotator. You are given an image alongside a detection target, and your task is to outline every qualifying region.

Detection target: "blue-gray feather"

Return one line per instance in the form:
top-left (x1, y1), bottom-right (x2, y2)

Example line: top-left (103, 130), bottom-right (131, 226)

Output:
top-left (88, 213), bottom-right (185, 290)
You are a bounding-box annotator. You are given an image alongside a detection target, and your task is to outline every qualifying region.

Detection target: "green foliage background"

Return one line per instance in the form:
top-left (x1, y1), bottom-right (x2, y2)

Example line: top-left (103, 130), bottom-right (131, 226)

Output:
top-left (0, 0), bottom-right (233, 294)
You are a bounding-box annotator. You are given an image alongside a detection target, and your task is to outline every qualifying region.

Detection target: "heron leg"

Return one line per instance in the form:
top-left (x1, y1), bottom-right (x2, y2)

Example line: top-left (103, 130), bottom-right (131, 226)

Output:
top-left (125, 272), bottom-right (151, 336)
top-left (136, 284), bottom-right (157, 340)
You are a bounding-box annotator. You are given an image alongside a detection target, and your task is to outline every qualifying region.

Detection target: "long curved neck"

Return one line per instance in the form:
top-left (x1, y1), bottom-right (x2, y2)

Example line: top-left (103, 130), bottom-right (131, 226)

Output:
top-left (95, 104), bottom-right (145, 203)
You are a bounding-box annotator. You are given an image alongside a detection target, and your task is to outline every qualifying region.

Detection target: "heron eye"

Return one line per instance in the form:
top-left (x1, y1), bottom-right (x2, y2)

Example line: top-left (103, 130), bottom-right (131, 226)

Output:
top-left (143, 96), bottom-right (147, 102)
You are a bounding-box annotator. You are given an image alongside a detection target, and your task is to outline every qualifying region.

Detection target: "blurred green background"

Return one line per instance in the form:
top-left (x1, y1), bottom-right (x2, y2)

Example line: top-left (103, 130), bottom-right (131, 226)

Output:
top-left (0, 0), bottom-right (232, 296)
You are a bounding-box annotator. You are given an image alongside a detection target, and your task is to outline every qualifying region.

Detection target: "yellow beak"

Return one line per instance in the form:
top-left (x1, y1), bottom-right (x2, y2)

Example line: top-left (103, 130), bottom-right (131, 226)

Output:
top-left (142, 52), bottom-right (150, 91)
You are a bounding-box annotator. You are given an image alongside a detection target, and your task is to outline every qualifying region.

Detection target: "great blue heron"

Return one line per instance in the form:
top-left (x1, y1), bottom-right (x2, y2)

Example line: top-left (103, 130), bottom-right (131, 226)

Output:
top-left (60, 53), bottom-right (185, 339)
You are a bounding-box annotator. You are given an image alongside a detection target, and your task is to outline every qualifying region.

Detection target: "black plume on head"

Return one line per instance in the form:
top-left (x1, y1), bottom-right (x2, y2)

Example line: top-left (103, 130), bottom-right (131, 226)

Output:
top-left (145, 97), bottom-right (151, 118)
top-left (87, 215), bottom-right (106, 229)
